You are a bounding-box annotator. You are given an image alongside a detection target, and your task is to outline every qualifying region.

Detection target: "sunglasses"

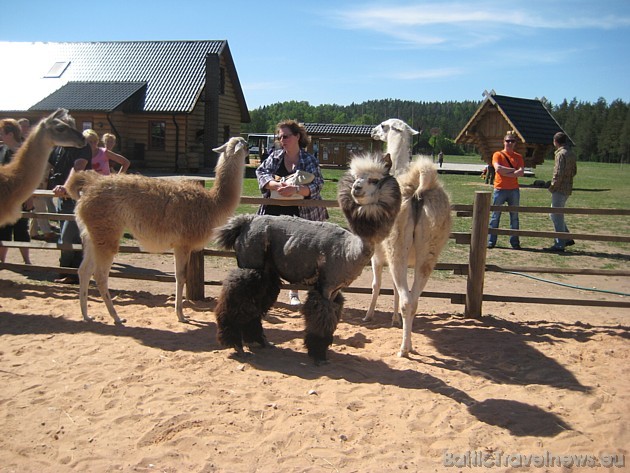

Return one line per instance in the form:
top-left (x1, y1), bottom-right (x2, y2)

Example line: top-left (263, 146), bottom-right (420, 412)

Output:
top-left (277, 133), bottom-right (294, 140)
top-left (505, 139), bottom-right (516, 143)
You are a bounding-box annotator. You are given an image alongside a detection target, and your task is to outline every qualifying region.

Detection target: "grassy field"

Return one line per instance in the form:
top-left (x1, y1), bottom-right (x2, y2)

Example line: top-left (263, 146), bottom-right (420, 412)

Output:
top-left (225, 155), bottom-right (630, 271)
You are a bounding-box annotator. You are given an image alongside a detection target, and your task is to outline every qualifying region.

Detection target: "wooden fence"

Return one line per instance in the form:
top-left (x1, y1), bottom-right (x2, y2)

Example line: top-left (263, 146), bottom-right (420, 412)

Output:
top-left (1, 190), bottom-right (629, 317)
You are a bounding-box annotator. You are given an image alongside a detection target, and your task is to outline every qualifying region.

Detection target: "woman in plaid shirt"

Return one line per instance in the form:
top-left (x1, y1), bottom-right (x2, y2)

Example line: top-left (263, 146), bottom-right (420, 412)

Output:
top-left (255, 119), bottom-right (328, 305)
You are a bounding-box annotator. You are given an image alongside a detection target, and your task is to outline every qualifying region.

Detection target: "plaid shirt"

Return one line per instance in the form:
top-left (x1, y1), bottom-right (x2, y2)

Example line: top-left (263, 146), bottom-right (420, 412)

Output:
top-left (549, 145), bottom-right (577, 196)
top-left (256, 148), bottom-right (328, 221)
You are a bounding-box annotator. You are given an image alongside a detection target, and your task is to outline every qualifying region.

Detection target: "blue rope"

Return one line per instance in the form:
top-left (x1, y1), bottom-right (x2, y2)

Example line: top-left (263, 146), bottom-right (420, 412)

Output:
top-left (502, 271), bottom-right (630, 297)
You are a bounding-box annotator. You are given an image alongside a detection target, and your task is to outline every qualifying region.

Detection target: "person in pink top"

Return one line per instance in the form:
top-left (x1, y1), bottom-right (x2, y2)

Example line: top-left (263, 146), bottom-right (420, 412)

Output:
top-left (83, 129), bottom-right (130, 175)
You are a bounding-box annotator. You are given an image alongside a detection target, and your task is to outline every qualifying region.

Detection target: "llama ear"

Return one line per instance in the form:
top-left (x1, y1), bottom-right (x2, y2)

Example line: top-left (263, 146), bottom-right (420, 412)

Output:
top-left (383, 153), bottom-right (393, 172)
top-left (212, 142), bottom-right (228, 153)
top-left (391, 121), bottom-right (403, 132)
top-left (408, 125), bottom-right (420, 135)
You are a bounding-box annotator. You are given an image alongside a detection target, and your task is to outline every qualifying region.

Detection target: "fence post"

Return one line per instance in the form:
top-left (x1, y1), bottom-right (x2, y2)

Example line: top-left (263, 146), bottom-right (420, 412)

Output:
top-left (465, 191), bottom-right (491, 318)
top-left (186, 179), bottom-right (205, 301)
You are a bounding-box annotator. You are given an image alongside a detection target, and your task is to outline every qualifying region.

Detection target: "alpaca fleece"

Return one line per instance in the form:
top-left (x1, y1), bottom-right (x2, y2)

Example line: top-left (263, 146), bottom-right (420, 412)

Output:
top-left (214, 153), bottom-right (402, 364)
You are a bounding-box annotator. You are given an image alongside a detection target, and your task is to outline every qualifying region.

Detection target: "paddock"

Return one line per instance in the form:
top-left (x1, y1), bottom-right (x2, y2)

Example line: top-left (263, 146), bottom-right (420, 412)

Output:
top-left (2, 190), bottom-right (629, 315)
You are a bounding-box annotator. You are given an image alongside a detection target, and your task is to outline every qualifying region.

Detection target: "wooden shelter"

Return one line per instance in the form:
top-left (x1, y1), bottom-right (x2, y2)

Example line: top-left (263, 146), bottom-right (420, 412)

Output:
top-left (304, 123), bottom-right (379, 166)
top-left (0, 40), bottom-right (250, 173)
top-left (455, 90), bottom-right (571, 167)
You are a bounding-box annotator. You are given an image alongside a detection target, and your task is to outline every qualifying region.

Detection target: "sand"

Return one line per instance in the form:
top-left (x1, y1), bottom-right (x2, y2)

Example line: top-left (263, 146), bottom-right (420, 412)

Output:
top-left (0, 248), bottom-right (628, 472)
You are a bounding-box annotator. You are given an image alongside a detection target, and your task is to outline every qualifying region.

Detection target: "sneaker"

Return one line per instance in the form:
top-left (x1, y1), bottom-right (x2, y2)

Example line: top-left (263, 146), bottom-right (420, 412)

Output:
top-left (565, 239), bottom-right (575, 247)
top-left (511, 244), bottom-right (522, 250)
top-left (289, 294), bottom-right (301, 306)
top-left (487, 243), bottom-right (495, 249)
top-left (54, 275), bottom-right (79, 284)
top-left (543, 245), bottom-right (565, 253)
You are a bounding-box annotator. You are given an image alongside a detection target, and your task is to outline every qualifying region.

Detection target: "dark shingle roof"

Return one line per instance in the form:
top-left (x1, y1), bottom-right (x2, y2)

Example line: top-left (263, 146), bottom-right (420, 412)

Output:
top-left (305, 123), bottom-right (375, 135)
top-left (30, 81), bottom-right (147, 112)
top-left (489, 94), bottom-right (569, 145)
top-left (0, 41), bottom-right (249, 119)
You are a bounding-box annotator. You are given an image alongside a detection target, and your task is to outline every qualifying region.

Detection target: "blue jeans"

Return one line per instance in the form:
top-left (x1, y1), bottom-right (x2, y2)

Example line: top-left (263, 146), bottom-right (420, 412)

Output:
top-left (57, 198), bottom-right (83, 268)
top-left (550, 192), bottom-right (570, 248)
top-left (488, 188), bottom-right (520, 247)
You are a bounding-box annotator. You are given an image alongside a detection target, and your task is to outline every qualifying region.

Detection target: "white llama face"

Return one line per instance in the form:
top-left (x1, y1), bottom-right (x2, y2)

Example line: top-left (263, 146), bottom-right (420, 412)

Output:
top-left (371, 118), bottom-right (419, 142)
top-left (350, 170), bottom-right (385, 205)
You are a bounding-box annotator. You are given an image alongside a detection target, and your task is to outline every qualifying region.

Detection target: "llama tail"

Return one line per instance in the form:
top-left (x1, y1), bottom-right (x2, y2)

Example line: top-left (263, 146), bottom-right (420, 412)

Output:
top-left (214, 214), bottom-right (256, 250)
top-left (400, 156), bottom-right (441, 198)
top-left (65, 170), bottom-right (103, 200)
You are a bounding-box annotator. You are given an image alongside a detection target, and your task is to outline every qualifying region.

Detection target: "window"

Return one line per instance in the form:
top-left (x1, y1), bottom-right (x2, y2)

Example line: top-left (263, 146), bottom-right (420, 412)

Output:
top-left (149, 121), bottom-right (166, 150)
top-left (223, 125), bottom-right (230, 143)
top-left (44, 61), bottom-right (70, 78)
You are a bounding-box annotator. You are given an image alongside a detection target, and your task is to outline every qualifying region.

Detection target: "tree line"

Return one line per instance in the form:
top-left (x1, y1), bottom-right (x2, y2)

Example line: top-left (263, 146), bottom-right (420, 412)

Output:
top-left (244, 97), bottom-right (629, 163)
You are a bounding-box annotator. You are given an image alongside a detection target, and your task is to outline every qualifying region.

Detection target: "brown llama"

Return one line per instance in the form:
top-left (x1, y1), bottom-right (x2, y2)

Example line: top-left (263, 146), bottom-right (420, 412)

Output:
top-left (0, 109), bottom-right (85, 227)
top-left (65, 136), bottom-right (248, 324)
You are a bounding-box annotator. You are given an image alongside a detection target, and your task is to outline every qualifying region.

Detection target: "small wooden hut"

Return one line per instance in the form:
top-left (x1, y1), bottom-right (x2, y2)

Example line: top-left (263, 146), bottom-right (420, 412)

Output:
top-left (304, 123), bottom-right (379, 166)
top-left (455, 90), bottom-right (572, 167)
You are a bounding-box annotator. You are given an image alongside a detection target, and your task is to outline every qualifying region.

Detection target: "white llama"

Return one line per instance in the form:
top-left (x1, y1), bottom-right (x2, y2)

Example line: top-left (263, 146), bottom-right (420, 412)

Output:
top-left (65, 136), bottom-right (248, 324)
top-left (364, 119), bottom-right (452, 358)
top-left (0, 109), bottom-right (85, 227)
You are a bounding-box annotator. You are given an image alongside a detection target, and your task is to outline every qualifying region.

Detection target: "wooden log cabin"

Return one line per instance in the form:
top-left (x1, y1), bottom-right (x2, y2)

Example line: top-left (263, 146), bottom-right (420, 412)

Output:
top-left (455, 90), bottom-right (572, 167)
top-left (0, 40), bottom-right (250, 173)
top-left (304, 123), bottom-right (380, 166)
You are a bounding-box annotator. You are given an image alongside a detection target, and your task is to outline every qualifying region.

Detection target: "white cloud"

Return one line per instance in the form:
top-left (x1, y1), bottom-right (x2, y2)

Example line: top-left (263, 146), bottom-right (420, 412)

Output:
top-left (328, 2), bottom-right (630, 48)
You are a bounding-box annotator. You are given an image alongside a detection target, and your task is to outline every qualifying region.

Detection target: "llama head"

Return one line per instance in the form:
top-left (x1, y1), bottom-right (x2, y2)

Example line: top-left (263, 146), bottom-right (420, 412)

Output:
top-left (41, 108), bottom-right (86, 148)
top-left (371, 118), bottom-right (419, 142)
top-left (337, 153), bottom-right (401, 242)
top-left (346, 153), bottom-right (393, 205)
top-left (213, 136), bottom-right (249, 159)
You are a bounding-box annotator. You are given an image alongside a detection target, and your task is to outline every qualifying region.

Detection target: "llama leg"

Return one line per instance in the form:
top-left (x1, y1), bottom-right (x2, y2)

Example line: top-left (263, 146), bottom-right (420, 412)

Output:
top-left (92, 250), bottom-right (125, 325)
top-left (173, 248), bottom-right (191, 323)
top-left (78, 243), bottom-right (95, 322)
top-left (214, 291), bottom-right (245, 354)
top-left (392, 285), bottom-right (402, 328)
top-left (400, 266), bottom-right (433, 356)
top-left (363, 254), bottom-right (384, 322)
top-left (242, 317), bottom-right (272, 349)
top-left (302, 290), bottom-right (343, 365)
top-left (390, 264), bottom-right (413, 357)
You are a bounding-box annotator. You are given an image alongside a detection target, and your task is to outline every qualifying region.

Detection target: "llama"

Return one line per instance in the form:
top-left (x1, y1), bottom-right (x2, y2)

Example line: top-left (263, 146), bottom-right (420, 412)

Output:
top-left (364, 118), bottom-right (421, 325)
top-left (214, 152), bottom-right (401, 364)
top-left (0, 109), bottom-right (85, 227)
top-left (364, 119), bottom-right (451, 358)
top-left (370, 118), bottom-right (419, 177)
top-left (65, 136), bottom-right (248, 324)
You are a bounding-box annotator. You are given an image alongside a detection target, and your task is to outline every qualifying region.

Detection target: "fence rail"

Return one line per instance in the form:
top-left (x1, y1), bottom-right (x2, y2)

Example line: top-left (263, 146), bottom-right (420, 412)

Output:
top-left (1, 190), bottom-right (629, 316)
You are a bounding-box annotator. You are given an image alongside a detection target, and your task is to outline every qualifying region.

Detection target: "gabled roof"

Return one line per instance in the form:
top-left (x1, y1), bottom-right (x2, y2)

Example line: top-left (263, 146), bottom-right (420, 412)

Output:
top-left (490, 94), bottom-right (569, 144)
top-left (305, 123), bottom-right (375, 135)
top-left (0, 40), bottom-right (250, 120)
top-left (456, 91), bottom-right (570, 145)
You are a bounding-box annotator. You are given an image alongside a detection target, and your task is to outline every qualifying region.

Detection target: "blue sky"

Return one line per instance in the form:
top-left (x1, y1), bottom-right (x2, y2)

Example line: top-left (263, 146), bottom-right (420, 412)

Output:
top-left (4, 0), bottom-right (629, 109)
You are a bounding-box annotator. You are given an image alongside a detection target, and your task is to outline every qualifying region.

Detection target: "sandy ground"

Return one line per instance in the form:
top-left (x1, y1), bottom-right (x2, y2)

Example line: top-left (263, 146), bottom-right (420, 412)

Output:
top-left (0, 247), bottom-right (628, 472)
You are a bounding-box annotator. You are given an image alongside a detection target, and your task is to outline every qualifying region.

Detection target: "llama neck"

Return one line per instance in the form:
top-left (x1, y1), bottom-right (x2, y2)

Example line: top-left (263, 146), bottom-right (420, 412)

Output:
top-left (387, 134), bottom-right (412, 176)
top-left (209, 152), bottom-right (244, 212)
top-left (7, 122), bottom-right (53, 194)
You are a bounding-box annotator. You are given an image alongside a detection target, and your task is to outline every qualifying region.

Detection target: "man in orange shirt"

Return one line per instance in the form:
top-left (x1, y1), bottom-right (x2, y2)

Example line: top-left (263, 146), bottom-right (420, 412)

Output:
top-left (487, 131), bottom-right (525, 249)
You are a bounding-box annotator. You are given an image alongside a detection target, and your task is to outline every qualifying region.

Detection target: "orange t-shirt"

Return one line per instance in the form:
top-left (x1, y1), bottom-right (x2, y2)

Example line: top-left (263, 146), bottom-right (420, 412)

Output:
top-left (492, 150), bottom-right (524, 190)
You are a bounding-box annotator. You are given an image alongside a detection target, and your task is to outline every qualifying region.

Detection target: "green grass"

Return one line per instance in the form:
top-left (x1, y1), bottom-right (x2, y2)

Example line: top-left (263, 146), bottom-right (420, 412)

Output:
top-left (214, 157), bottom-right (629, 271)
